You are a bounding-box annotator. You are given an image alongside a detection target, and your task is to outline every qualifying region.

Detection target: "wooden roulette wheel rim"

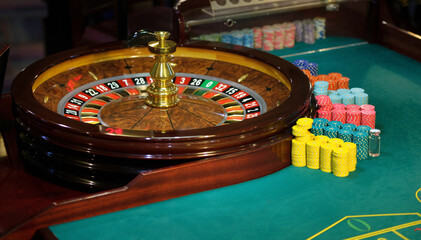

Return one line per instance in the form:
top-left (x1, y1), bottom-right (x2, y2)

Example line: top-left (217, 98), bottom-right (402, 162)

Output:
top-left (11, 40), bottom-right (313, 191)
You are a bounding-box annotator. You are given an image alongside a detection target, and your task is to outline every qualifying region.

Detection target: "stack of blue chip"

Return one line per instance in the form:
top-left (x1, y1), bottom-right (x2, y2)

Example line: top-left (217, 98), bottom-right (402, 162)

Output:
top-left (221, 32), bottom-right (232, 44)
top-left (242, 29), bottom-right (254, 48)
top-left (311, 118), bottom-right (328, 135)
top-left (352, 131), bottom-right (369, 160)
top-left (307, 62), bottom-right (318, 76)
top-left (324, 126), bottom-right (339, 138)
top-left (342, 94), bottom-right (355, 105)
top-left (313, 118), bottom-right (329, 127)
top-left (314, 81), bottom-right (329, 96)
top-left (337, 89), bottom-right (351, 95)
top-left (328, 121), bottom-right (343, 129)
top-left (342, 123), bottom-right (357, 131)
top-left (338, 129), bottom-right (353, 142)
top-left (354, 93), bottom-right (369, 106)
top-left (294, 20), bottom-right (304, 42)
top-left (311, 126), bottom-right (324, 136)
top-left (231, 30), bottom-right (244, 46)
top-left (350, 88), bottom-right (365, 95)
top-left (293, 59), bottom-right (308, 70)
top-left (329, 94), bottom-right (342, 104)
top-left (356, 125), bottom-right (372, 134)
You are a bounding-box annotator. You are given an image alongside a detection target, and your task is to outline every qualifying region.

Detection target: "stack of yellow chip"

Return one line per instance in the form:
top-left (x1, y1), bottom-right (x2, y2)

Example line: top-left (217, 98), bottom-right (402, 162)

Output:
top-left (332, 147), bottom-right (349, 177)
top-left (328, 138), bottom-right (344, 147)
top-left (292, 125), bottom-right (312, 142)
top-left (296, 117), bottom-right (313, 129)
top-left (314, 135), bottom-right (330, 144)
top-left (306, 140), bottom-right (321, 169)
top-left (291, 139), bottom-right (307, 167)
top-left (341, 142), bottom-right (357, 172)
top-left (320, 143), bottom-right (334, 173)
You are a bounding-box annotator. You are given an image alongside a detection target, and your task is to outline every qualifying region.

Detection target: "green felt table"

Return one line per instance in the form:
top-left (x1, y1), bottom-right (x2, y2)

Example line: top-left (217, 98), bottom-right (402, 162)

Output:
top-left (48, 37), bottom-right (421, 240)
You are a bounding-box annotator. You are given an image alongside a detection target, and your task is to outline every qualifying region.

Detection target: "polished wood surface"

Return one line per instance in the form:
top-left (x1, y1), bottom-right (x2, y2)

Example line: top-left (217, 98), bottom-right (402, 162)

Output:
top-left (1, 92), bottom-right (298, 239)
top-left (2, 40), bottom-right (314, 239)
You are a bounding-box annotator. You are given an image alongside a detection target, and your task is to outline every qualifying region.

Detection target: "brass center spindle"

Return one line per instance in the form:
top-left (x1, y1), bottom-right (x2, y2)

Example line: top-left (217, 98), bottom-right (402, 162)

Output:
top-left (146, 31), bottom-right (180, 108)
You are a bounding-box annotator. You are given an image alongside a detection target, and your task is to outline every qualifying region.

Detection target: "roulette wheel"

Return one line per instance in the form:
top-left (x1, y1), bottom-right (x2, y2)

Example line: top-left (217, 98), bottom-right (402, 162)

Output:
top-left (11, 31), bottom-right (314, 192)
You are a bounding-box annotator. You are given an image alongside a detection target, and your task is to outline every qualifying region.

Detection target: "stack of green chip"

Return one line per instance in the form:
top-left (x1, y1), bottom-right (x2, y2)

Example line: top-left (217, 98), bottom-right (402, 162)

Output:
top-left (338, 129), bottom-right (353, 142)
top-left (324, 126), bottom-right (339, 138)
top-left (352, 131), bottom-right (369, 160)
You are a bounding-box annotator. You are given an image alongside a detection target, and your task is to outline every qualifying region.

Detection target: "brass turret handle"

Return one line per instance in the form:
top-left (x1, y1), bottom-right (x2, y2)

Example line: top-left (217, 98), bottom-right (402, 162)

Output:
top-left (146, 31), bottom-right (180, 108)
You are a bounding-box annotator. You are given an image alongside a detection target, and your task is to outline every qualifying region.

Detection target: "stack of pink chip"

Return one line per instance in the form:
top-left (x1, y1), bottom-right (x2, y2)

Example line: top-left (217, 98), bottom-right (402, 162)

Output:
top-left (346, 110), bottom-right (361, 126)
top-left (361, 110), bottom-right (376, 128)
top-left (253, 27), bottom-right (263, 49)
top-left (316, 95), bottom-right (333, 120)
top-left (273, 24), bottom-right (286, 49)
top-left (332, 109), bottom-right (346, 123)
top-left (284, 23), bottom-right (296, 48)
top-left (263, 25), bottom-right (275, 51)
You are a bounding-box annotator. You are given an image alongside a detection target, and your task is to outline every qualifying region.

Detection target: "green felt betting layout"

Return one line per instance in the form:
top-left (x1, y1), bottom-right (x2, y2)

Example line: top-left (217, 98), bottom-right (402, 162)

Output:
top-left (49, 38), bottom-right (421, 240)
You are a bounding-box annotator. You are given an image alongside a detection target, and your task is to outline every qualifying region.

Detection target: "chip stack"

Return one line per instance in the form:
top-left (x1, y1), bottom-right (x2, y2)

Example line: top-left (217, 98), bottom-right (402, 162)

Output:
top-left (361, 104), bottom-right (375, 111)
top-left (317, 110), bottom-right (331, 121)
top-left (328, 138), bottom-right (344, 147)
top-left (311, 118), bottom-right (328, 136)
top-left (333, 103), bottom-right (346, 110)
top-left (356, 125), bottom-right (372, 134)
top-left (310, 126), bottom-right (324, 136)
top-left (350, 87), bottom-right (365, 95)
top-left (314, 17), bottom-right (326, 39)
top-left (314, 135), bottom-right (330, 144)
top-left (242, 28), bottom-right (254, 48)
top-left (331, 109), bottom-right (346, 123)
top-left (320, 143), bottom-right (334, 173)
top-left (231, 30), bottom-right (244, 46)
top-left (273, 24), bottom-right (286, 49)
top-left (293, 59), bottom-right (309, 70)
top-left (341, 142), bottom-right (357, 172)
top-left (329, 72), bottom-right (342, 79)
top-left (352, 131), bottom-right (369, 160)
top-left (329, 94), bottom-right (342, 104)
top-left (337, 77), bottom-right (350, 89)
top-left (332, 147), bottom-right (349, 177)
top-left (303, 19), bottom-right (315, 44)
top-left (284, 23), bottom-right (296, 48)
top-left (253, 27), bottom-right (263, 48)
top-left (354, 93), bottom-right (369, 106)
top-left (328, 120), bottom-right (343, 129)
top-left (316, 95), bottom-right (333, 111)
top-left (338, 128), bottom-right (353, 142)
top-left (337, 88), bottom-right (351, 95)
top-left (314, 81), bottom-right (329, 96)
top-left (313, 118), bottom-right (329, 127)
top-left (307, 62), bottom-right (318, 76)
top-left (291, 139), bottom-right (307, 167)
top-left (324, 126), bottom-right (339, 138)
top-left (263, 25), bottom-right (275, 51)
top-left (361, 110), bottom-right (376, 129)
top-left (221, 32), bottom-right (232, 43)
top-left (292, 125), bottom-right (312, 142)
top-left (294, 20), bottom-right (304, 42)
top-left (346, 104), bottom-right (360, 111)
top-left (346, 109), bottom-right (361, 126)
top-left (342, 93), bottom-right (355, 105)
top-left (296, 117), bottom-right (313, 129)
top-left (342, 123), bottom-right (357, 131)
top-left (306, 140), bottom-right (321, 169)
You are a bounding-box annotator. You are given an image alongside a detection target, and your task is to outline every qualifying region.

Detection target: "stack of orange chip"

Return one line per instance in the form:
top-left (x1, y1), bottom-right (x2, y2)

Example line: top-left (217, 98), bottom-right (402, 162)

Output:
top-left (328, 72), bottom-right (342, 91)
top-left (337, 76), bottom-right (350, 89)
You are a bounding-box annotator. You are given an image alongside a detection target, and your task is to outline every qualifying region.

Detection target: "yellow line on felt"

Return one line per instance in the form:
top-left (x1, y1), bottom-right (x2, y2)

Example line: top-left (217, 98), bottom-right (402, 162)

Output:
top-left (392, 230), bottom-right (409, 240)
top-left (343, 219), bottom-right (421, 240)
